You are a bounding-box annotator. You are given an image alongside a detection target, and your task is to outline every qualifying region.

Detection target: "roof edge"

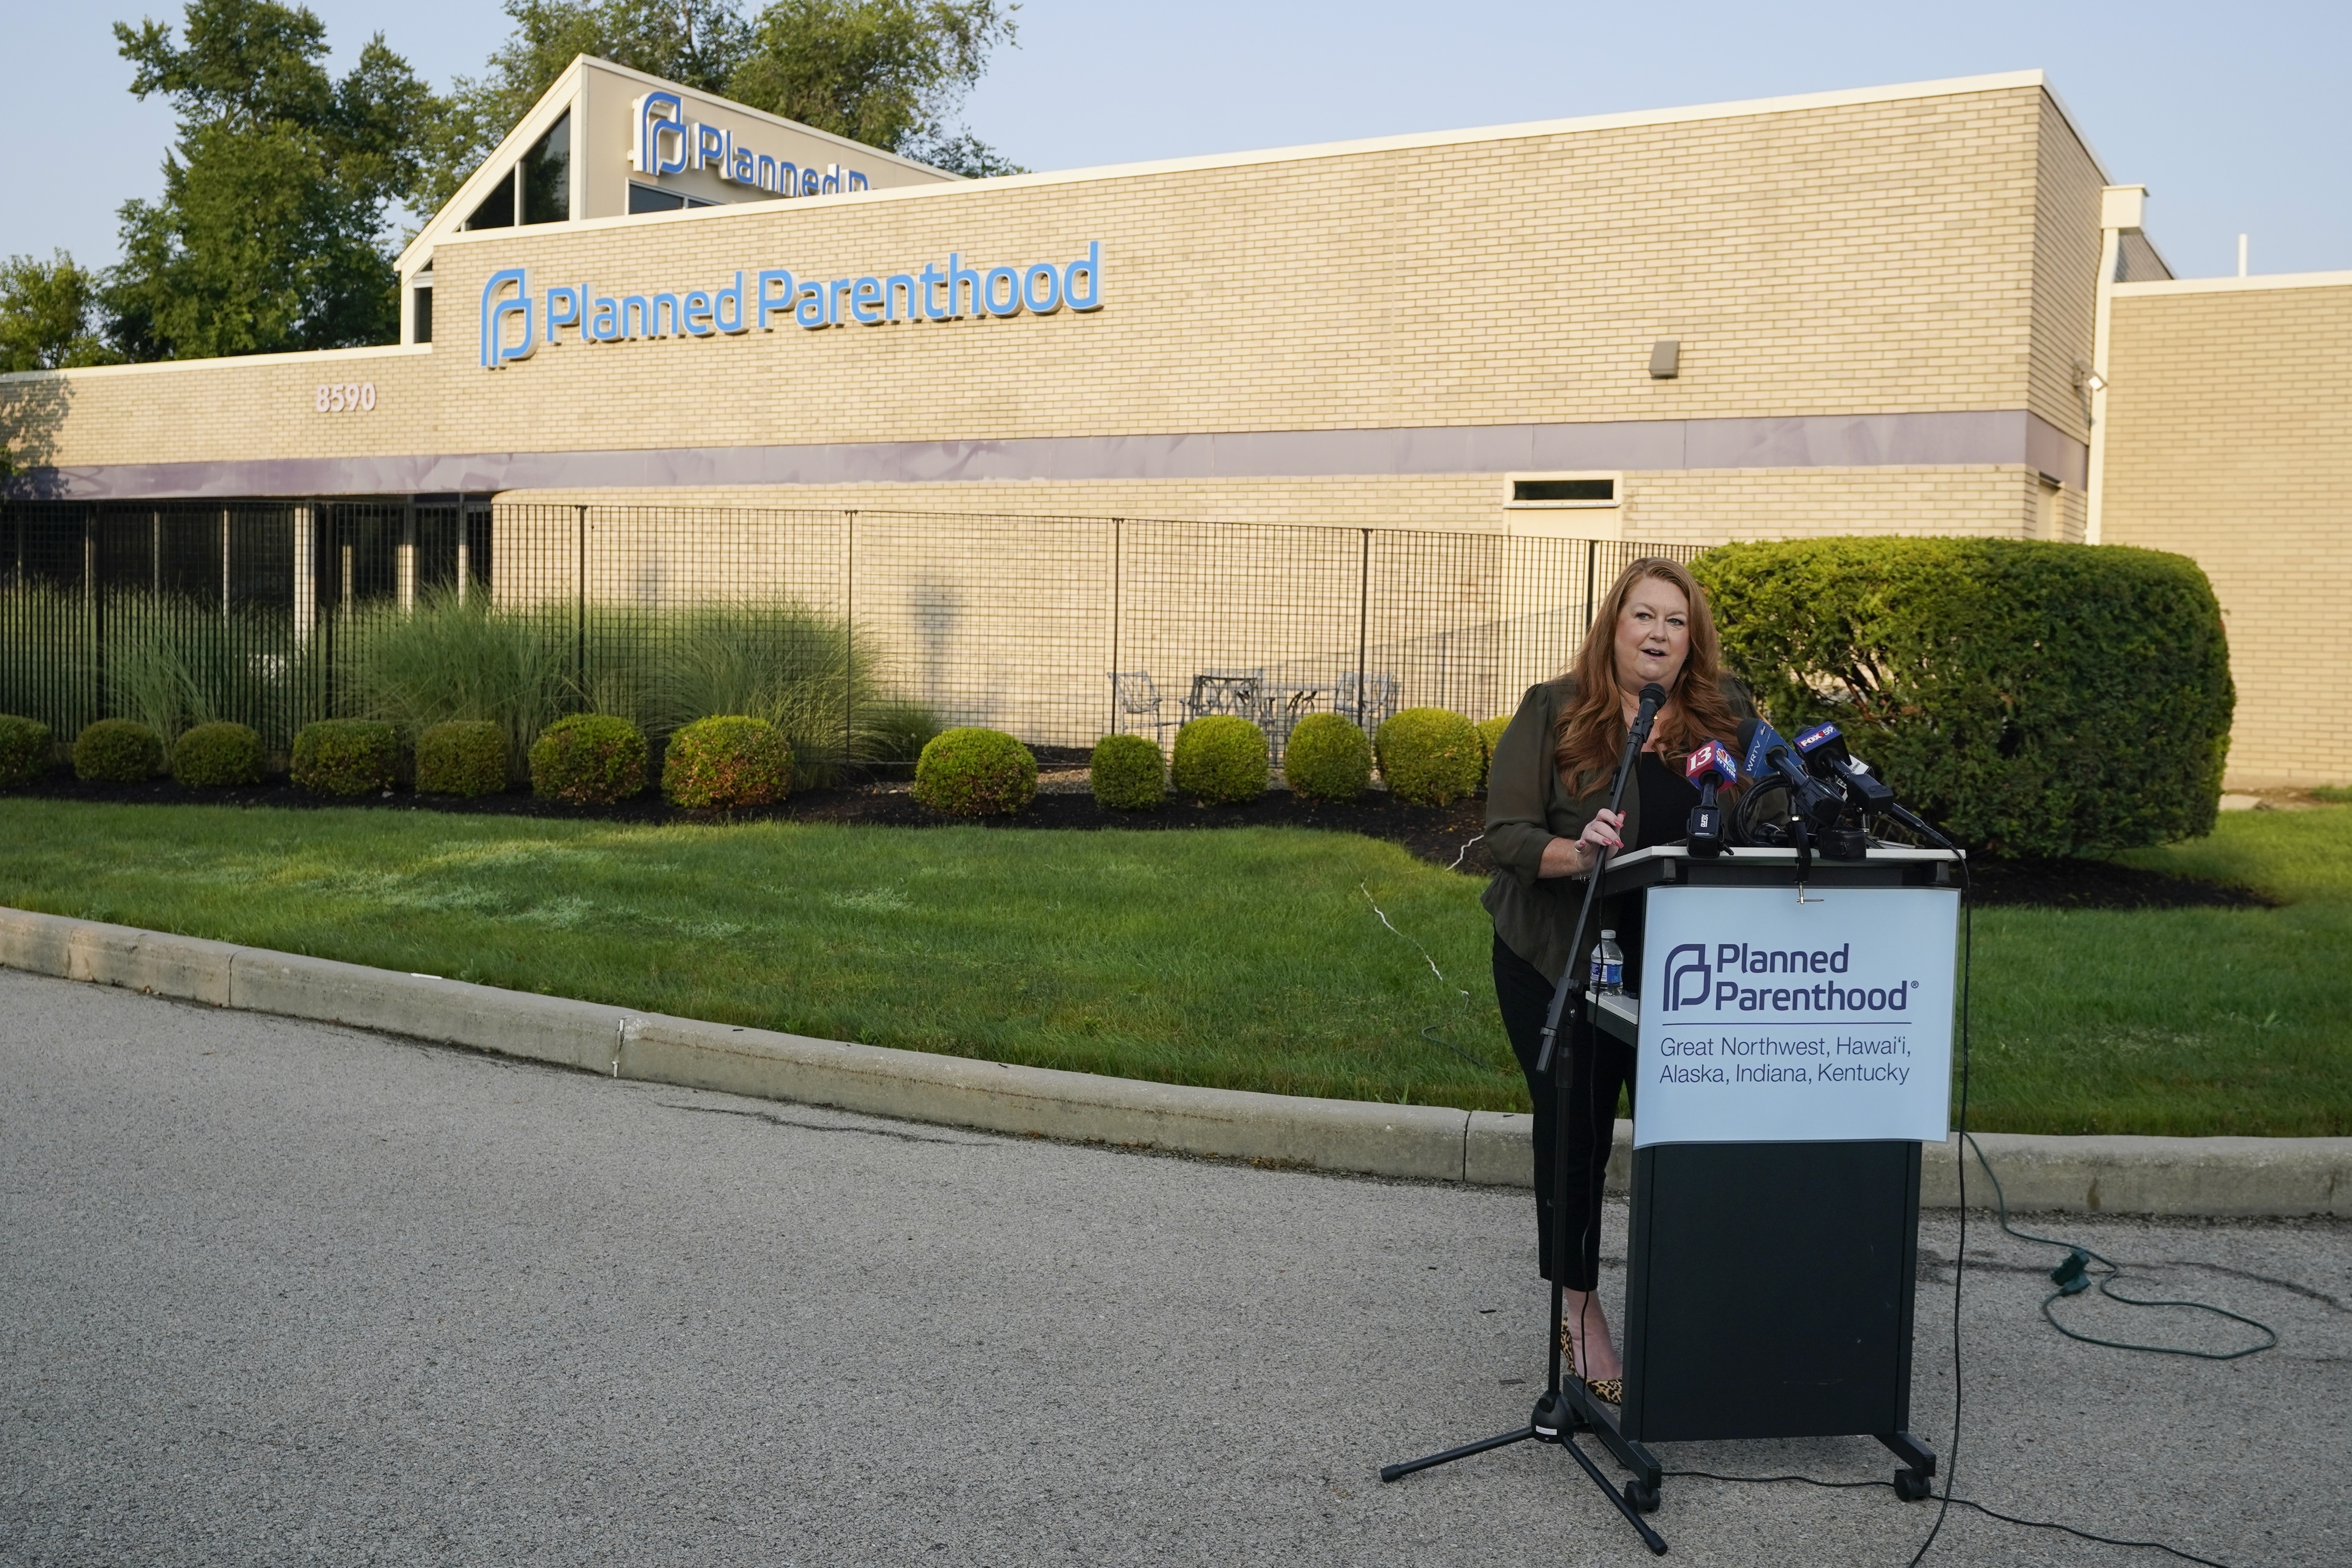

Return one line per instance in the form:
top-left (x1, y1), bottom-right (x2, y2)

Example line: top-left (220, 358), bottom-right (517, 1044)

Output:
top-left (896, 69), bottom-right (2057, 199)
top-left (0, 343), bottom-right (429, 385)
top-left (425, 69), bottom-right (2064, 253)
top-left (2113, 270), bottom-right (2352, 297)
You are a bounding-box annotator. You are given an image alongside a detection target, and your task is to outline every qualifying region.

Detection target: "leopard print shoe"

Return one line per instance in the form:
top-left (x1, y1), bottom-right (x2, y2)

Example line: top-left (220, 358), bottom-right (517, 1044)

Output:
top-left (1558, 1323), bottom-right (1625, 1405)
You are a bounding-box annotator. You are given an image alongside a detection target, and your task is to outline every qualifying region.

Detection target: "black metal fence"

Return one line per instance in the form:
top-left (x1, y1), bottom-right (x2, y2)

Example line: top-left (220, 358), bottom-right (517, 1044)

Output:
top-left (1, 499), bottom-right (1701, 765)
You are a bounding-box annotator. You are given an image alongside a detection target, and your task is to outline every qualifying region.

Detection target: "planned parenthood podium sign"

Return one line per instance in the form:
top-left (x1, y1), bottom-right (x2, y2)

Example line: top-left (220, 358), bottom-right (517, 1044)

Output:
top-left (1633, 885), bottom-right (1960, 1147)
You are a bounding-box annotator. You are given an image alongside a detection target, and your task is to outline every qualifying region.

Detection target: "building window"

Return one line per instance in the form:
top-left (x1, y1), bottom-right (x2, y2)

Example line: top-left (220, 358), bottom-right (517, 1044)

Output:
top-left (626, 182), bottom-right (718, 214)
top-left (1505, 474), bottom-right (1620, 508)
top-left (465, 171), bottom-right (514, 230)
top-left (413, 285), bottom-right (432, 343)
top-left (521, 110), bottom-right (570, 225)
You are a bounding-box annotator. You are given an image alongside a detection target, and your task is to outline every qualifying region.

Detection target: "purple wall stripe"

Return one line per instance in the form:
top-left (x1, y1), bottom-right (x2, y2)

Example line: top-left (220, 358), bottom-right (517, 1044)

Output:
top-left (9, 410), bottom-right (2086, 501)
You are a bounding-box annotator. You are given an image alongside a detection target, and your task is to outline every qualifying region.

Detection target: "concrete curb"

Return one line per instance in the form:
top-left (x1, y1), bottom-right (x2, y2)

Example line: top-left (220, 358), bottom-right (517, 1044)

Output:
top-left (3, 906), bottom-right (2345, 1217)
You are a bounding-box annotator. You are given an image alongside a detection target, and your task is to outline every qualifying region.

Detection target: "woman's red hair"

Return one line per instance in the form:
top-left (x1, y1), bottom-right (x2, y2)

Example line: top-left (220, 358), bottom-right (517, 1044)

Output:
top-left (1554, 557), bottom-right (1743, 791)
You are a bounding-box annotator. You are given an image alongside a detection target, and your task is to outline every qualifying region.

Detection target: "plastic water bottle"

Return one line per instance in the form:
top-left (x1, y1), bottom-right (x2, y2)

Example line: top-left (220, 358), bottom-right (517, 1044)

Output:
top-left (1589, 929), bottom-right (1625, 994)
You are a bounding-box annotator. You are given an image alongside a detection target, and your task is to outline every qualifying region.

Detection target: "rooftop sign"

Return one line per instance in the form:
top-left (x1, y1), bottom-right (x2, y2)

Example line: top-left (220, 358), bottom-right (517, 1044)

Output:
top-left (633, 91), bottom-right (870, 198)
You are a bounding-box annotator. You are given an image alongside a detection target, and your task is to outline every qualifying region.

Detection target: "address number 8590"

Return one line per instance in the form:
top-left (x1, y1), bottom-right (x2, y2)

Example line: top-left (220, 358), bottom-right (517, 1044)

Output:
top-left (315, 382), bottom-right (376, 412)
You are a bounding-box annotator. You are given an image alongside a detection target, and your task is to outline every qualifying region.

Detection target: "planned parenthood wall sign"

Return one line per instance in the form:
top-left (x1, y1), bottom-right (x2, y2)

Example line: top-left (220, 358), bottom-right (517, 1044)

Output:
top-left (1633, 886), bottom-right (1961, 1147)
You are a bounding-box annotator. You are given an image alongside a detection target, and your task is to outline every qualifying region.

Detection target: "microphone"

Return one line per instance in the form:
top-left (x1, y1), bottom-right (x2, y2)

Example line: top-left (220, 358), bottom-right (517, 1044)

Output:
top-left (1792, 722), bottom-right (1955, 847)
top-left (1737, 718), bottom-right (1845, 833)
top-left (1792, 721), bottom-right (1896, 815)
top-left (1629, 682), bottom-right (1668, 746)
top-left (1536, 681), bottom-right (1671, 1076)
top-left (1683, 740), bottom-right (1736, 859)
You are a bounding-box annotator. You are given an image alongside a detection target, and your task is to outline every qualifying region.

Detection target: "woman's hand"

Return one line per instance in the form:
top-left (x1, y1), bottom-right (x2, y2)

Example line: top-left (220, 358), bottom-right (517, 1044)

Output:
top-left (1577, 808), bottom-right (1627, 864)
top-left (1539, 809), bottom-right (1625, 878)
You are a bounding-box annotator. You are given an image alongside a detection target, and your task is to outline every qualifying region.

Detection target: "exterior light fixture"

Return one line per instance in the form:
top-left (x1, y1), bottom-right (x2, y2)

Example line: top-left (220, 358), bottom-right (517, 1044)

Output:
top-left (1648, 339), bottom-right (1681, 379)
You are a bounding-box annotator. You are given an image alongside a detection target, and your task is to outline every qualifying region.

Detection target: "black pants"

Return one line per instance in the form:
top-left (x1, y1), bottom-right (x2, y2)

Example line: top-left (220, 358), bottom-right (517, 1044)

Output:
top-left (1492, 934), bottom-right (1634, 1290)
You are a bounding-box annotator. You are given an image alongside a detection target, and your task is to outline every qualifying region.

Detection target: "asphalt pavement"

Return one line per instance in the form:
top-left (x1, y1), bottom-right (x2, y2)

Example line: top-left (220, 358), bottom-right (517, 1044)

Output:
top-left (2, 967), bottom-right (2345, 1567)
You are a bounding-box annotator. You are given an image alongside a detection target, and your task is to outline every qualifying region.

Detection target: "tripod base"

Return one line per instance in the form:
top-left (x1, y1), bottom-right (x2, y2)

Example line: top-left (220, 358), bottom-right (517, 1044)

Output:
top-left (1381, 1390), bottom-right (1669, 1556)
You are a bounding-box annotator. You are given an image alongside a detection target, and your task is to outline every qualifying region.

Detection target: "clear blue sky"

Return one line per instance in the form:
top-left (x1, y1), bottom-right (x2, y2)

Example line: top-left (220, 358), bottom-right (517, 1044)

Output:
top-left (12, 0), bottom-right (2348, 281)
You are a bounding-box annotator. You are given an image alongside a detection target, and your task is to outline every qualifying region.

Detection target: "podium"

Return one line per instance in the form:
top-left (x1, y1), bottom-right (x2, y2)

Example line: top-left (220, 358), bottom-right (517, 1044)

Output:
top-left (1573, 844), bottom-right (1962, 1508)
top-left (1382, 840), bottom-right (1965, 1545)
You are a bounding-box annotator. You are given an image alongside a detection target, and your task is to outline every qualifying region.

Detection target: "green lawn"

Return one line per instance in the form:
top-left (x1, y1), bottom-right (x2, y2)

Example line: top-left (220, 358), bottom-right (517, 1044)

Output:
top-left (1966, 807), bottom-right (2352, 1135)
top-left (0, 801), bottom-right (1523, 1110)
top-left (0, 799), bottom-right (2344, 1135)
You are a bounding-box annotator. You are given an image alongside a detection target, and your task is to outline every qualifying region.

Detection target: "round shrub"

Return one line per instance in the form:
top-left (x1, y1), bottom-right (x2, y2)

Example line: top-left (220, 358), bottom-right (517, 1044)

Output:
top-left (529, 714), bottom-right (648, 805)
top-left (0, 715), bottom-right (53, 788)
top-left (1375, 708), bottom-right (1485, 806)
top-left (664, 715), bottom-right (793, 810)
top-left (1475, 715), bottom-right (1511, 785)
top-left (1694, 536), bottom-right (2234, 857)
top-left (1090, 733), bottom-right (1166, 811)
top-left (415, 720), bottom-right (511, 797)
top-left (291, 719), bottom-right (402, 796)
top-left (171, 722), bottom-right (261, 787)
top-left (1283, 714), bottom-right (1372, 803)
top-left (74, 719), bottom-right (163, 783)
top-left (912, 727), bottom-right (1037, 816)
top-left (1171, 715), bottom-right (1269, 805)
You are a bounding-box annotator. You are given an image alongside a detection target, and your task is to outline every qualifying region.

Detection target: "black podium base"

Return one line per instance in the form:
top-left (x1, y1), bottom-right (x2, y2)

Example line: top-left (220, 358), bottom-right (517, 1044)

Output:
top-left (1381, 1139), bottom-right (1940, 1536)
top-left (1624, 1140), bottom-right (1924, 1444)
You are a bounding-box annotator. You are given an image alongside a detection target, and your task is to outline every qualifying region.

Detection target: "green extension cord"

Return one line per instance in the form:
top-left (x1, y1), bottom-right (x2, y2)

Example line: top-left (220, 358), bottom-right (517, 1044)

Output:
top-left (1963, 1131), bottom-right (2279, 1361)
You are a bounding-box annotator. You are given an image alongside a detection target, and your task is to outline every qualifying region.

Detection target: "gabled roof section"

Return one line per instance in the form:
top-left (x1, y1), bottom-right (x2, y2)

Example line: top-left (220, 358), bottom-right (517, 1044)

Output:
top-left (396, 54), bottom-right (958, 278)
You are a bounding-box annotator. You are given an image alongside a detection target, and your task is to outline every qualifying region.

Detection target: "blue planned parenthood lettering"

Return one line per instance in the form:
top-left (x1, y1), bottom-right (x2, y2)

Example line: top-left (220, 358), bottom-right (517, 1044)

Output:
top-left (480, 245), bottom-right (1104, 368)
top-left (1659, 940), bottom-right (1917, 1016)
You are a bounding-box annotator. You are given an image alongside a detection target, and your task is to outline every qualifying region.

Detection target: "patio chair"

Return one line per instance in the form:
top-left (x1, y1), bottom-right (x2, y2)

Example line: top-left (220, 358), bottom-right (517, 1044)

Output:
top-left (1109, 670), bottom-right (1178, 744)
top-left (1335, 671), bottom-right (1402, 732)
top-left (1186, 668), bottom-right (1266, 723)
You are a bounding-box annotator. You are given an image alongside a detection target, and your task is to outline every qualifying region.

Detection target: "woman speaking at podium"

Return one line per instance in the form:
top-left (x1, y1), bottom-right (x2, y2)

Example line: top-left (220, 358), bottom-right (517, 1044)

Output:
top-left (1481, 557), bottom-right (1754, 1404)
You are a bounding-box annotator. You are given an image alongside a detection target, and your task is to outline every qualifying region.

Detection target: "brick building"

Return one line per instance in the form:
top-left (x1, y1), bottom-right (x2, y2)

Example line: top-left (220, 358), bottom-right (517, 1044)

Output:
top-left (2, 63), bottom-right (2344, 783)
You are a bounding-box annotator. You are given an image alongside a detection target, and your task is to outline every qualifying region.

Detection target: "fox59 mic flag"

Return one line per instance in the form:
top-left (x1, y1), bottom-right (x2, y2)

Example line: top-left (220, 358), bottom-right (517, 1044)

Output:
top-left (1635, 884), bottom-right (1960, 1146)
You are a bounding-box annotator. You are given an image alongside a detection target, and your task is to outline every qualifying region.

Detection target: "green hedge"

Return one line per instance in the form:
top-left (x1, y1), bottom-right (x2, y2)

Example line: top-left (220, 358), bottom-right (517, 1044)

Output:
top-left (292, 720), bottom-right (401, 796)
top-left (172, 722), bottom-right (261, 787)
top-left (1090, 733), bottom-right (1165, 810)
top-left (1283, 714), bottom-right (1372, 803)
top-left (1693, 537), bottom-right (2234, 857)
top-left (912, 727), bottom-right (1037, 816)
top-left (0, 715), bottom-right (52, 788)
top-left (1171, 716), bottom-right (1268, 805)
top-left (75, 720), bottom-right (163, 782)
top-left (529, 715), bottom-right (648, 804)
top-left (663, 715), bottom-right (793, 809)
top-left (1475, 715), bottom-right (1510, 788)
top-left (415, 720), bottom-right (510, 797)
top-left (1375, 708), bottom-right (1484, 806)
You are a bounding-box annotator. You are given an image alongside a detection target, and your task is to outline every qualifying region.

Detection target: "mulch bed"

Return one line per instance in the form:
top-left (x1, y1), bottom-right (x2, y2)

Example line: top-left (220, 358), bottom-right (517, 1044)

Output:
top-left (11, 766), bottom-right (2268, 911)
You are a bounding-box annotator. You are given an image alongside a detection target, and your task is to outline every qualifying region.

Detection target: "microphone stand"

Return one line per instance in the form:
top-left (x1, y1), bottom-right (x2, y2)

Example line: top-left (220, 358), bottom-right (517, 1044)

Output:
top-left (1381, 687), bottom-right (1669, 1557)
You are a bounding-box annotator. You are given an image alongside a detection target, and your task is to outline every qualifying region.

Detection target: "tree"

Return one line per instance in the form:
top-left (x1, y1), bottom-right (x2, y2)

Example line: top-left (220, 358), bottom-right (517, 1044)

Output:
top-left (422, 0), bottom-right (753, 213)
top-left (0, 252), bottom-right (119, 372)
top-left (728, 0), bottom-right (1022, 177)
top-left (103, 0), bottom-right (435, 359)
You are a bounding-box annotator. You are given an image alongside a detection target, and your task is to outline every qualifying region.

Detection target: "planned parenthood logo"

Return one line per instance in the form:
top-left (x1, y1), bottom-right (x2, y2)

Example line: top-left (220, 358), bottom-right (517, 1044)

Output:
top-left (633, 90), bottom-right (868, 198)
top-left (480, 246), bottom-right (1103, 370)
top-left (1659, 940), bottom-right (1913, 1018)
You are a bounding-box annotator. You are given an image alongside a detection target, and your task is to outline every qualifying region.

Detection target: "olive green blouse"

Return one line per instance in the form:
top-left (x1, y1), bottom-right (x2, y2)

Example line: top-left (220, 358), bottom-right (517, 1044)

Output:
top-left (1481, 675), bottom-right (1756, 983)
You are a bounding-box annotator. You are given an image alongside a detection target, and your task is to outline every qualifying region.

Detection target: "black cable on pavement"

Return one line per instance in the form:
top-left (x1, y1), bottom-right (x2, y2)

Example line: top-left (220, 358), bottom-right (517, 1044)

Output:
top-left (1902, 831), bottom-right (1973, 1568)
top-left (1663, 1470), bottom-right (2244, 1568)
